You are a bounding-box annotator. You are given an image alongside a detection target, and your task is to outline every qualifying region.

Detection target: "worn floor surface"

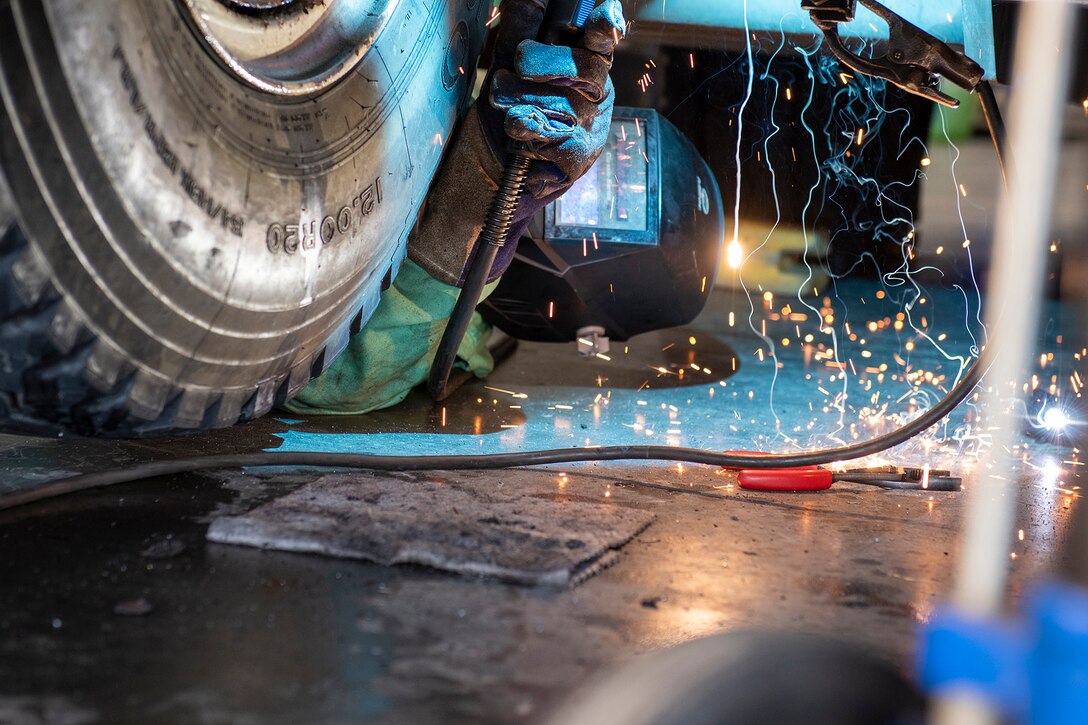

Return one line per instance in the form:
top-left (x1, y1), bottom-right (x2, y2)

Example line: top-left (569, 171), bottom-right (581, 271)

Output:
top-left (1, 325), bottom-right (1081, 723)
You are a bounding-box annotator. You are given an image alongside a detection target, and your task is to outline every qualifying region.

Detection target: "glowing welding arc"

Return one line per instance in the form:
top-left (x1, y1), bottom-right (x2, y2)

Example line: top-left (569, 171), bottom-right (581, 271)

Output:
top-left (1042, 407), bottom-right (1069, 430)
top-left (726, 238), bottom-right (744, 269)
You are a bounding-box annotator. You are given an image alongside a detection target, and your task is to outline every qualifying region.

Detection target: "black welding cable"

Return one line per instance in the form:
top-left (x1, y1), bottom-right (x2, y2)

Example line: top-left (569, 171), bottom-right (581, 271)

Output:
top-left (428, 155), bottom-right (533, 401)
top-left (0, 85), bottom-right (1007, 514)
top-left (976, 81), bottom-right (1008, 186)
top-left (0, 352), bottom-right (988, 513)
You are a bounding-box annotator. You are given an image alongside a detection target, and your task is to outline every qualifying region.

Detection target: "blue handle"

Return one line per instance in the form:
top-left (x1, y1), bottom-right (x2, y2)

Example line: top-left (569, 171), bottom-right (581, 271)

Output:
top-left (539, 0), bottom-right (595, 43)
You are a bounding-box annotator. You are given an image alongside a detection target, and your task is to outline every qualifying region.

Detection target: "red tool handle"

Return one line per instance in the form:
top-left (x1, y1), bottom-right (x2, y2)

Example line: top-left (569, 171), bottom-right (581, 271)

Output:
top-left (737, 468), bottom-right (834, 491)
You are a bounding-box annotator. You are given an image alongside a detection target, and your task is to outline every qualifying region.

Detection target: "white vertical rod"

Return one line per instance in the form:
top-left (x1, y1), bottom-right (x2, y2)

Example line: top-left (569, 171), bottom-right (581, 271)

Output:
top-left (932, 1), bottom-right (1075, 724)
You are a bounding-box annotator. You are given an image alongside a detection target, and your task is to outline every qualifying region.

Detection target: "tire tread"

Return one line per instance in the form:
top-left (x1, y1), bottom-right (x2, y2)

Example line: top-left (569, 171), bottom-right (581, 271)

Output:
top-left (0, 223), bottom-right (326, 437)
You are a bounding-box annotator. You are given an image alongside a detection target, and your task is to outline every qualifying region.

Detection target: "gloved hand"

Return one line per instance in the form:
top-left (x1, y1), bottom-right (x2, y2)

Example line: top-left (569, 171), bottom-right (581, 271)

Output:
top-left (483, 0), bottom-right (625, 199)
top-left (408, 0), bottom-right (625, 287)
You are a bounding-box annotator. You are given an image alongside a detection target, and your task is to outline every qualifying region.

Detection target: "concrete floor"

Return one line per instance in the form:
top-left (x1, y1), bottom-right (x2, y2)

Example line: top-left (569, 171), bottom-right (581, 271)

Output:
top-left (1, 294), bottom-right (1083, 724)
top-left (1, 126), bottom-right (1086, 723)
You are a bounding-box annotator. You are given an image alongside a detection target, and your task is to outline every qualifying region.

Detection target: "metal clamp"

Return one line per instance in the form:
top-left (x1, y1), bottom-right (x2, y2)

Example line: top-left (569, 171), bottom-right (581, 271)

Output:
top-left (803, 0), bottom-right (984, 107)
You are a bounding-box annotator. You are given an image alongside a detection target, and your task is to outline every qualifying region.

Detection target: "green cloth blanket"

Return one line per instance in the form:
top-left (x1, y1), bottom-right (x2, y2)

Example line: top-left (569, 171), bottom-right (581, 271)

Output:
top-left (283, 259), bottom-right (497, 415)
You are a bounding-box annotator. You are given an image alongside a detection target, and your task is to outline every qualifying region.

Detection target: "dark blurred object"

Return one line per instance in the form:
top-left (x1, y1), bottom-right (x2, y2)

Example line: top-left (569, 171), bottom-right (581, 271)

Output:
top-left (481, 107), bottom-right (724, 343)
top-left (545, 630), bottom-right (924, 725)
top-left (611, 42), bottom-right (934, 277)
top-left (993, 1), bottom-right (1088, 104)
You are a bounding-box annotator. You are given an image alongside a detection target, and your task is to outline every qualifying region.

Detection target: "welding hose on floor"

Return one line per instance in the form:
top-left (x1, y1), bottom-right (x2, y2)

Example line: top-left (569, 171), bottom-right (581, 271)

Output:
top-left (0, 84), bottom-right (1006, 514)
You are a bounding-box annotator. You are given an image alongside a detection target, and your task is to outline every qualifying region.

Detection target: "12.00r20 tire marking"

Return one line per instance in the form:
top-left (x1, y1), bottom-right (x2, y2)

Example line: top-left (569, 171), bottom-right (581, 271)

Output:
top-left (0, 0), bottom-right (485, 436)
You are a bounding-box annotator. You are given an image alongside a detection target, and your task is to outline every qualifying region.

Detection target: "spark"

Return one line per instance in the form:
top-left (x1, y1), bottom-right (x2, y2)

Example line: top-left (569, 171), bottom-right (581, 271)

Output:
top-left (483, 385), bottom-right (528, 400)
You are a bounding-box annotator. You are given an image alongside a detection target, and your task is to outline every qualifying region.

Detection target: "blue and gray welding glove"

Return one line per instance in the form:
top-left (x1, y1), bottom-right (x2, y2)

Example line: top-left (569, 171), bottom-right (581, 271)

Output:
top-left (486, 0), bottom-right (624, 198)
top-left (408, 0), bottom-right (625, 286)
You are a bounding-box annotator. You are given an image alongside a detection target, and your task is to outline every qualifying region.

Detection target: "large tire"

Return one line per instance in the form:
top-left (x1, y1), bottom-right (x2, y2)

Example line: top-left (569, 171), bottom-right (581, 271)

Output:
top-left (0, 0), bottom-right (486, 437)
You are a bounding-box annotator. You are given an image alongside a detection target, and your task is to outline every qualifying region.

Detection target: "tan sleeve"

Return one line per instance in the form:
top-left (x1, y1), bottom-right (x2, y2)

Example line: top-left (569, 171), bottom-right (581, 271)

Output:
top-left (407, 105), bottom-right (504, 287)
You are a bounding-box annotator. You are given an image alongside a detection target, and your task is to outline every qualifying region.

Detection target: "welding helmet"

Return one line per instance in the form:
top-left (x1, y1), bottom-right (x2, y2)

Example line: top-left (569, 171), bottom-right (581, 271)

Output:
top-left (480, 108), bottom-right (724, 343)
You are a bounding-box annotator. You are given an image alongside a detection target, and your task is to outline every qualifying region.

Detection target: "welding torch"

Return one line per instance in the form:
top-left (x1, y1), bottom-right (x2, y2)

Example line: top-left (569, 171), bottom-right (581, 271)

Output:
top-left (428, 0), bottom-right (597, 401)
